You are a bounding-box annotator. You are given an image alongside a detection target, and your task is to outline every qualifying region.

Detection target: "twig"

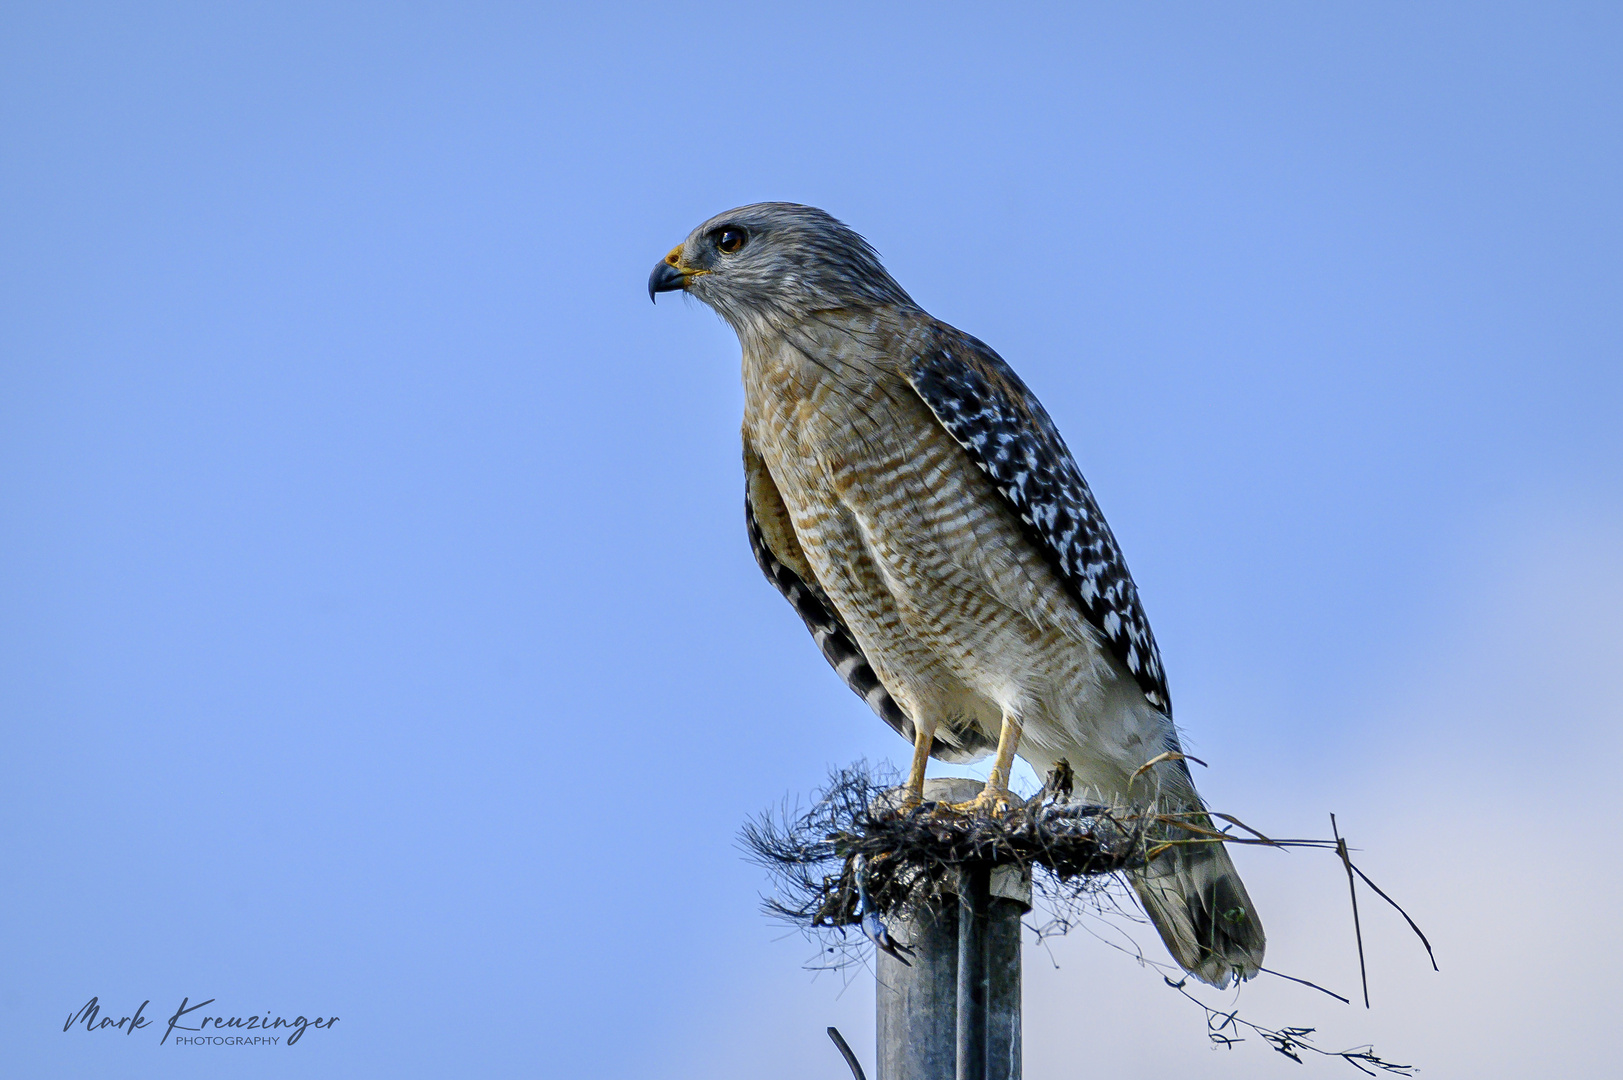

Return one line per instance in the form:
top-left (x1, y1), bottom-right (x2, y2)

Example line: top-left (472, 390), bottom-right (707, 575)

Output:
top-left (1128, 750), bottom-right (1207, 787)
top-left (1349, 864), bottom-right (1439, 972)
top-left (1259, 965), bottom-right (1351, 1005)
top-left (1331, 813), bottom-right (1370, 1008)
top-left (1165, 977), bottom-right (1415, 1075)
top-left (1211, 811), bottom-right (1281, 846)
top-left (827, 1026), bottom-right (866, 1080)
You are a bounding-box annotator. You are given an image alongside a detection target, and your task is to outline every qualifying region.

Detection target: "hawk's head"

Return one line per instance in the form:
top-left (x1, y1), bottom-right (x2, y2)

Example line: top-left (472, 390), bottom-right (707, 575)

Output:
top-left (649, 202), bottom-right (914, 329)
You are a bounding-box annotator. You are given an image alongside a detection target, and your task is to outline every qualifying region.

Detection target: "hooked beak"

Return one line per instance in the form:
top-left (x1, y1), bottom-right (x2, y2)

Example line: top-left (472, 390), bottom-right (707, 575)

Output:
top-left (648, 245), bottom-right (699, 302)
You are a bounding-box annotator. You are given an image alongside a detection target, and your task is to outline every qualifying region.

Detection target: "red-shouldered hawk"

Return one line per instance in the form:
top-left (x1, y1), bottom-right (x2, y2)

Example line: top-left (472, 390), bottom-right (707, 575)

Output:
top-left (650, 203), bottom-right (1264, 988)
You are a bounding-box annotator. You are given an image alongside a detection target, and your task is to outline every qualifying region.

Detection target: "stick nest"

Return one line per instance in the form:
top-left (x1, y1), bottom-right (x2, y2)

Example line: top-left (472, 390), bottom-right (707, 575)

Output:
top-left (741, 761), bottom-right (1171, 957)
top-left (746, 761), bottom-right (1430, 1076)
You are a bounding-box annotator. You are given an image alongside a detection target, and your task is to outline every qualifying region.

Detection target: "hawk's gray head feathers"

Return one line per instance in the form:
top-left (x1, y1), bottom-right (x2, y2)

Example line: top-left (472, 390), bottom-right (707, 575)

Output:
top-left (649, 202), bottom-right (915, 331)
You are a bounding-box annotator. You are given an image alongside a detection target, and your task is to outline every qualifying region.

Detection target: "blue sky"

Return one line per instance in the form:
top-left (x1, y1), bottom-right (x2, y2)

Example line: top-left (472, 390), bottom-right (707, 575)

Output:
top-left (3, 4), bottom-right (1620, 1077)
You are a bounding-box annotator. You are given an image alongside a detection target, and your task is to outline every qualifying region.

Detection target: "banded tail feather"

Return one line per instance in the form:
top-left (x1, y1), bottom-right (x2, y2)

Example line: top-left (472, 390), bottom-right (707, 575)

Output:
top-left (1131, 824), bottom-right (1265, 989)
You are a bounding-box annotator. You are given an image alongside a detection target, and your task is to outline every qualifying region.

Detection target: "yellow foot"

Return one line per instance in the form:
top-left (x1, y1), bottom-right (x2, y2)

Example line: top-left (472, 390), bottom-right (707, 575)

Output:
top-left (945, 784), bottom-right (1018, 818)
top-left (876, 787), bottom-right (925, 818)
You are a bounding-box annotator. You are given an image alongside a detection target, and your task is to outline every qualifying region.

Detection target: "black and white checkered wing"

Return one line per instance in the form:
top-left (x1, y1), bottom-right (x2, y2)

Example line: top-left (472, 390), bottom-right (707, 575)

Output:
top-left (905, 329), bottom-right (1173, 713)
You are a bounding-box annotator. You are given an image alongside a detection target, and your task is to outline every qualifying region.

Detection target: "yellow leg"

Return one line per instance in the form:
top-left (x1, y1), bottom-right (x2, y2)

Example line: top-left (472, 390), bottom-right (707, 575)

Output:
top-left (951, 712), bottom-right (1023, 816)
top-left (986, 713), bottom-right (1023, 792)
top-left (904, 718), bottom-right (937, 800)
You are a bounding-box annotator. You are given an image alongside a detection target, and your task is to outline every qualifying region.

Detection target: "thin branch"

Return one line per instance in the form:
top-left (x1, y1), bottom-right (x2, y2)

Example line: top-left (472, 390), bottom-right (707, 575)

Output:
top-left (1259, 966), bottom-right (1351, 1005)
top-left (1331, 813), bottom-right (1370, 1009)
top-left (827, 1026), bottom-right (867, 1080)
top-left (1349, 863), bottom-right (1439, 972)
top-left (1165, 977), bottom-right (1415, 1075)
top-left (1211, 812), bottom-right (1282, 846)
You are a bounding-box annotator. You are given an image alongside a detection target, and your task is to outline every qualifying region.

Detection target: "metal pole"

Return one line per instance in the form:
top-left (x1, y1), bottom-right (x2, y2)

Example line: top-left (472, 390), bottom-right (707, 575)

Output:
top-left (876, 896), bottom-right (959, 1080)
top-left (956, 866), bottom-right (990, 1080)
top-left (875, 780), bottom-right (1028, 1080)
top-left (985, 868), bottom-right (1024, 1080)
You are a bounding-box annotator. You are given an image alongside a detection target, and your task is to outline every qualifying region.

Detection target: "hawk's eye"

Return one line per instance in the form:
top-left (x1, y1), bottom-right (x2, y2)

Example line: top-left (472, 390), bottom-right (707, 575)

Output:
top-left (716, 228), bottom-right (747, 254)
